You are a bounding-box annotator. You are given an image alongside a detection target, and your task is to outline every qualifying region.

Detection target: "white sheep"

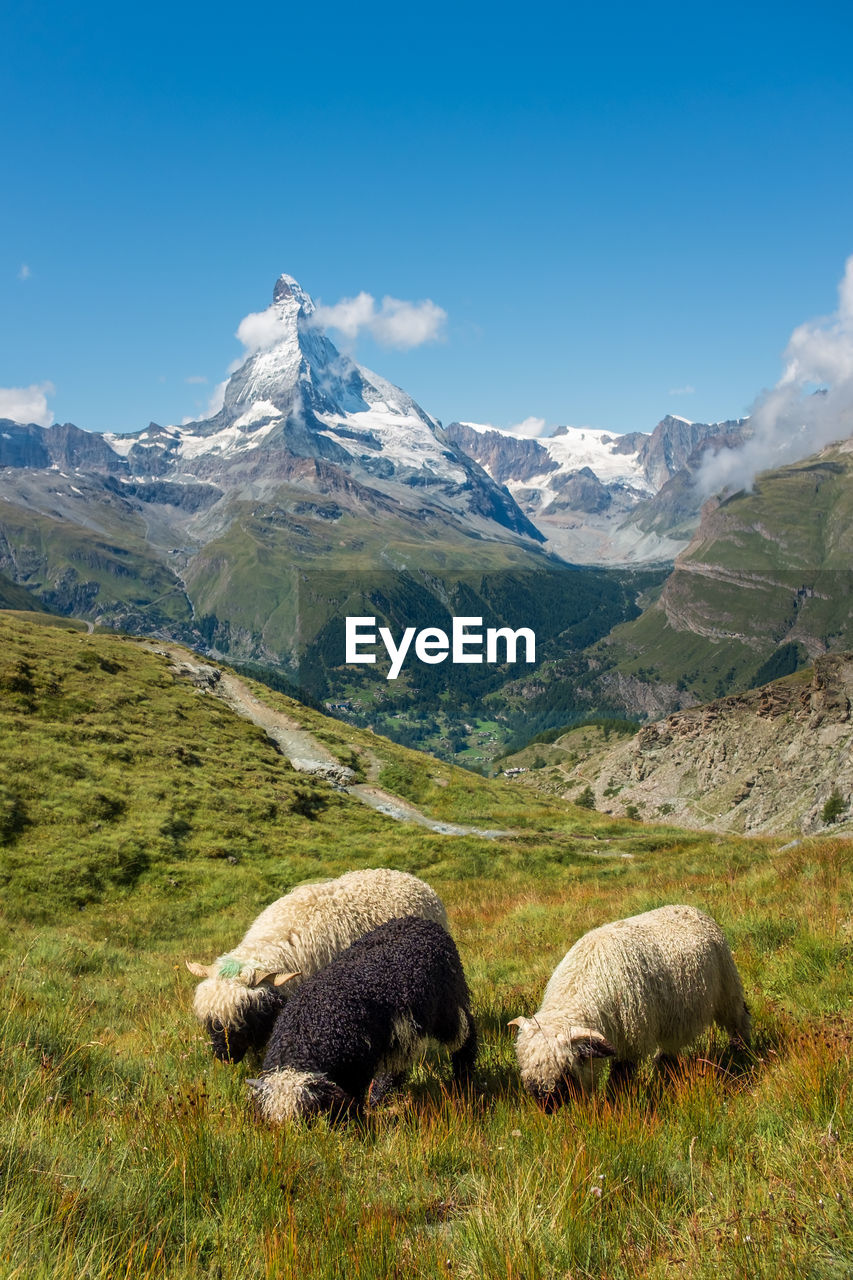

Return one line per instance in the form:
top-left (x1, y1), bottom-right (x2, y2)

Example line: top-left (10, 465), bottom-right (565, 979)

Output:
top-left (187, 867), bottom-right (448, 1061)
top-left (510, 904), bottom-right (751, 1102)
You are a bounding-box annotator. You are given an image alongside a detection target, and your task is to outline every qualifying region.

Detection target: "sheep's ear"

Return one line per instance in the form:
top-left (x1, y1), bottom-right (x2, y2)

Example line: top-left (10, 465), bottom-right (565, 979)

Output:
top-left (570, 1029), bottom-right (617, 1059)
top-left (315, 1079), bottom-right (354, 1119)
top-left (272, 971), bottom-right (302, 987)
top-left (507, 1017), bottom-right (528, 1033)
top-left (185, 961), bottom-right (211, 978)
top-left (251, 969), bottom-right (300, 987)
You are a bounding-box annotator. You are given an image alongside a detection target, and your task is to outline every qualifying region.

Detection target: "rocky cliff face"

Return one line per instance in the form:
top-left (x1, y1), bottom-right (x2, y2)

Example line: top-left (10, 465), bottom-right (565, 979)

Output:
top-left (627, 427), bottom-right (750, 537)
top-left (553, 654), bottom-right (853, 834)
top-left (635, 416), bottom-right (748, 489)
top-left (446, 415), bottom-right (750, 564)
top-left (445, 422), bottom-right (558, 485)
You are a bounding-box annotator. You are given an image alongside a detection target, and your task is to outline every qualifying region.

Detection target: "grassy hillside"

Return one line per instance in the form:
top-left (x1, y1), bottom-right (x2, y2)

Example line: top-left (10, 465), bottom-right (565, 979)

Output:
top-left (0, 571), bottom-right (48, 612)
top-left (591, 446), bottom-right (853, 706)
top-left (0, 497), bottom-right (193, 631)
top-left (0, 613), bottom-right (851, 1278)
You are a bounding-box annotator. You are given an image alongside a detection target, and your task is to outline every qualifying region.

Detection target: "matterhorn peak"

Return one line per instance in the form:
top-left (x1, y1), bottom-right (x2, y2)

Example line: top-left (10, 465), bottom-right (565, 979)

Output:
top-left (272, 273), bottom-right (315, 316)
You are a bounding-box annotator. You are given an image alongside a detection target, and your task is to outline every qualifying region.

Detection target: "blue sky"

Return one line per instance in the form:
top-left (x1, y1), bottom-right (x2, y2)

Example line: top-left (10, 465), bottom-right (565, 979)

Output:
top-left (3, 0), bottom-right (853, 437)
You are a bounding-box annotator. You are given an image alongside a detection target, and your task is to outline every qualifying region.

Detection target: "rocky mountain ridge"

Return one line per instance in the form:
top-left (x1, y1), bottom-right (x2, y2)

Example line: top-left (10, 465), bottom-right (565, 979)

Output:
top-left (507, 653), bottom-right (853, 835)
top-left (0, 275), bottom-right (560, 659)
top-left (589, 437), bottom-right (853, 715)
top-left (446, 415), bottom-right (749, 563)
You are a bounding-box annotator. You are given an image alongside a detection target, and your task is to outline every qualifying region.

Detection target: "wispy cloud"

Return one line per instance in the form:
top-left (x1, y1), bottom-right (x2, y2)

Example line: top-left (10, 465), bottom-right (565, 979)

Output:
top-left (0, 381), bottom-right (54, 426)
top-left (509, 415), bottom-right (549, 438)
top-left (235, 308), bottom-right (290, 355)
top-left (669, 384), bottom-right (695, 396)
top-left (233, 285), bottom-right (447, 360)
top-left (205, 380), bottom-right (228, 416)
top-left (696, 255), bottom-right (853, 496)
top-left (466, 416), bottom-right (551, 439)
top-left (185, 375), bottom-right (207, 384)
top-left (314, 292), bottom-right (447, 349)
top-left (17, 263), bottom-right (30, 281)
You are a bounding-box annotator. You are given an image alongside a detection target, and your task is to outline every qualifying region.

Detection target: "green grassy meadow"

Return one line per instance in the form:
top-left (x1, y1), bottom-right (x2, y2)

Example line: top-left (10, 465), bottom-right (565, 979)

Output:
top-left (1, 613), bottom-right (851, 1278)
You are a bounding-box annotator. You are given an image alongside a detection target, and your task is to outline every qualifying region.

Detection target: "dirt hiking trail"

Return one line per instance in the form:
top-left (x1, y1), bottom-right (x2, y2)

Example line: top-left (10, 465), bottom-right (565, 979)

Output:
top-left (146, 645), bottom-right (510, 838)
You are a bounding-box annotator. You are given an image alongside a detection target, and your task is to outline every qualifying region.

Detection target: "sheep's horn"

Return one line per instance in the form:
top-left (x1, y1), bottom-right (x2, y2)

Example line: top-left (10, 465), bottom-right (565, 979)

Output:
top-left (185, 960), bottom-right (212, 978)
top-left (272, 971), bottom-right (302, 987)
top-left (569, 1028), bottom-right (617, 1058)
top-left (251, 969), bottom-right (293, 986)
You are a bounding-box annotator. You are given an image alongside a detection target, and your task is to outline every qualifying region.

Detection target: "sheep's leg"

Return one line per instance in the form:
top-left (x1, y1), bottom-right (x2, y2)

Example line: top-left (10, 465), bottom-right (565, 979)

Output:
top-left (607, 1059), bottom-right (637, 1091)
top-left (368, 1073), bottom-right (407, 1106)
top-left (655, 1052), bottom-right (683, 1083)
top-left (450, 1011), bottom-right (478, 1084)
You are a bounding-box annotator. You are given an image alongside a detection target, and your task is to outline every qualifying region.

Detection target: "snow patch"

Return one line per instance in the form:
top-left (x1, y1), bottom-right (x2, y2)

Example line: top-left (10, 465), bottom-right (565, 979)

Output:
top-left (103, 433), bottom-right (138, 458)
top-left (319, 401), bottom-right (466, 483)
top-left (232, 400), bottom-right (282, 429)
top-left (457, 420), bottom-right (495, 434)
top-left (540, 428), bottom-right (650, 489)
top-left (176, 415), bottom-right (282, 460)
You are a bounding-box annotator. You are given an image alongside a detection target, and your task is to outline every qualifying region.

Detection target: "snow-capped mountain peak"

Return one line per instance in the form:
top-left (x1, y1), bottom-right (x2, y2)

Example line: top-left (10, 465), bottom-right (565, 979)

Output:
top-left (272, 273), bottom-right (315, 313)
top-left (100, 274), bottom-right (543, 543)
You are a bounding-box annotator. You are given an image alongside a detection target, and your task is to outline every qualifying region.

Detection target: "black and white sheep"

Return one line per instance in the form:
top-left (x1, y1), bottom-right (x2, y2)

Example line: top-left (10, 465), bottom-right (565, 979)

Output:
top-left (510, 904), bottom-right (751, 1103)
top-left (186, 868), bottom-right (448, 1062)
top-left (248, 915), bottom-right (477, 1122)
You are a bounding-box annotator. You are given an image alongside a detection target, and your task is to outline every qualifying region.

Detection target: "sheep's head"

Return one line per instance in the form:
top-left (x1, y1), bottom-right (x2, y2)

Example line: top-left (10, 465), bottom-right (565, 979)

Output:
top-left (186, 958), bottom-right (301, 1062)
top-left (247, 1069), bottom-right (354, 1123)
top-left (509, 1016), bottom-right (616, 1104)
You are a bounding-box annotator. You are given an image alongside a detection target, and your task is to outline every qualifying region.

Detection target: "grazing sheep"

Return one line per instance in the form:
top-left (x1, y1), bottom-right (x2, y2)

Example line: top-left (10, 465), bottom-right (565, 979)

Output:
top-left (186, 869), bottom-right (448, 1062)
top-left (510, 904), bottom-right (751, 1103)
top-left (248, 916), bottom-right (477, 1122)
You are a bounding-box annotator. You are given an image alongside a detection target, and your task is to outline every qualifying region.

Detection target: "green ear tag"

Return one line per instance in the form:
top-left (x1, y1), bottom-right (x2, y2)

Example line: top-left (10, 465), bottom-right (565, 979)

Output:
top-left (217, 957), bottom-right (243, 979)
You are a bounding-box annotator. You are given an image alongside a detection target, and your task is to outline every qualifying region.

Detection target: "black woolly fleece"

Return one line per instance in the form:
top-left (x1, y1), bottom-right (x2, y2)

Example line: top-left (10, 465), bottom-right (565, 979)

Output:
top-left (260, 915), bottom-right (477, 1104)
top-left (207, 985), bottom-right (287, 1062)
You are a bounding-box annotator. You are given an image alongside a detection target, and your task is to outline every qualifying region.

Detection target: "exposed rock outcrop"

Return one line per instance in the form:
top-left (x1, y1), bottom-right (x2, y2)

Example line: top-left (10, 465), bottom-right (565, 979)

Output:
top-left (557, 654), bottom-right (853, 834)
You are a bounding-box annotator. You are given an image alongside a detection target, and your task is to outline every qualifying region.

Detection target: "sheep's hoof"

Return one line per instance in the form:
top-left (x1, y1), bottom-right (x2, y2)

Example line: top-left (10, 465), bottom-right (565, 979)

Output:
top-left (368, 1073), bottom-right (404, 1107)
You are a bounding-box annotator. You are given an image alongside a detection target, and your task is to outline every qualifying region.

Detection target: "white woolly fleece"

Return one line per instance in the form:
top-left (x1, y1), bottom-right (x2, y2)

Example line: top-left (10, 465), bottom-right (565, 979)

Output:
top-left (192, 868), bottom-right (448, 1028)
top-left (514, 904), bottom-right (751, 1094)
top-left (251, 1069), bottom-right (335, 1123)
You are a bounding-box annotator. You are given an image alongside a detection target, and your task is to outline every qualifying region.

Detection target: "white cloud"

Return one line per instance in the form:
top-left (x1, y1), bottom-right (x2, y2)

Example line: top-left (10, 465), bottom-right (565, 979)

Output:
top-left (313, 292), bottom-right (376, 341)
top-left (231, 282), bottom-right (447, 373)
top-left (509, 415), bottom-right (549, 438)
top-left (369, 296), bottom-right (447, 348)
top-left (17, 263), bottom-right (30, 281)
top-left (314, 292), bottom-right (447, 349)
top-left (205, 380), bottom-right (228, 416)
top-left (462, 416), bottom-right (550, 438)
top-left (669, 384), bottom-right (695, 396)
top-left (185, 374), bottom-right (207, 385)
top-left (696, 255), bottom-right (853, 496)
top-left (235, 308), bottom-right (291, 355)
top-left (0, 381), bottom-right (54, 426)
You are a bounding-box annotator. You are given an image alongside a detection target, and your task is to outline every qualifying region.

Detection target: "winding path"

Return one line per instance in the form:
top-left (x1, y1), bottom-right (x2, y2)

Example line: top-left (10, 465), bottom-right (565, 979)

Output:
top-left (147, 645), bottom-right (510, 838)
